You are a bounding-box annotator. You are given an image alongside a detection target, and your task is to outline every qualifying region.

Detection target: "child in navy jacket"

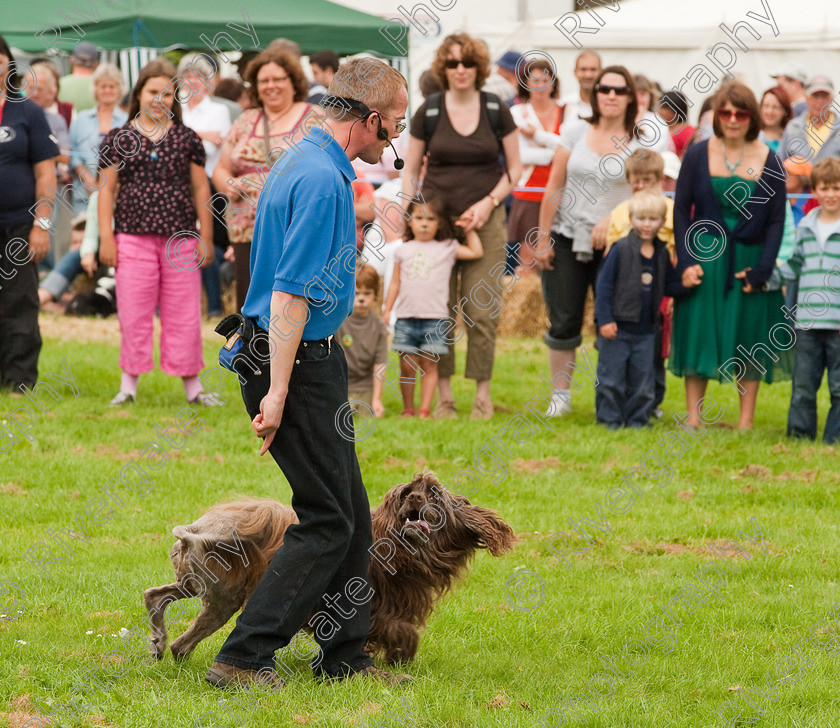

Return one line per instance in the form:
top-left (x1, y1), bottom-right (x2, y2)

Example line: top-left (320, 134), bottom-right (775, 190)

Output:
top-left (595, 191), bottom-right (690, 428)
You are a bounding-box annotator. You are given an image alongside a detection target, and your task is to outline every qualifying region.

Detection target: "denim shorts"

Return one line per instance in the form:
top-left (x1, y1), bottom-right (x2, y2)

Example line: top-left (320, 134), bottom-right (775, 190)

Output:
top-left (392, 317), bottom-right (448, 355)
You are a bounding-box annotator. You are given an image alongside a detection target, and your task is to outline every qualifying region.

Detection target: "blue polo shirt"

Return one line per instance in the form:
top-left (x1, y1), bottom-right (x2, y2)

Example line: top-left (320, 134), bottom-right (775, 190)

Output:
top-left (243, 126), bottom-right (357, 341)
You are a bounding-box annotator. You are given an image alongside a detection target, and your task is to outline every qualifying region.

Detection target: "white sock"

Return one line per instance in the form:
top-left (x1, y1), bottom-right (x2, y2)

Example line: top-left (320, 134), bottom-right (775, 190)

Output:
top-left (553, 388), bottom-right (570, 403)
top-left (121, 372), bottom-right (139, 396)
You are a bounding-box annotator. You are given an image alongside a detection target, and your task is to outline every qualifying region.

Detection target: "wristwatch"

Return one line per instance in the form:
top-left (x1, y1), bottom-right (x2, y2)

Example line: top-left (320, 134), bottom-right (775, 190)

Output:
top-left (486, 195), bottom-right (500, 208)
top-left (34, 217), bottom-right (51, 231)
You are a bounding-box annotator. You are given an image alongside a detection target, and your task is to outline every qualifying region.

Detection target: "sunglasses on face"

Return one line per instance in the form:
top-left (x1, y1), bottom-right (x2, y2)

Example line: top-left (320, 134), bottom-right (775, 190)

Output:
top-left (445, 59), bottom-right (477, 70)
top-left (716, 108), bottom-right (751, 122)
top-left (595, 84), bottom-right (631, 96)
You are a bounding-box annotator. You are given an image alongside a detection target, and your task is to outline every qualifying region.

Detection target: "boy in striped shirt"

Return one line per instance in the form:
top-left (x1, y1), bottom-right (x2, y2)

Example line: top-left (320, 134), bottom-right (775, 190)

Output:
top-left (782, 157), bottom-right (840, 444)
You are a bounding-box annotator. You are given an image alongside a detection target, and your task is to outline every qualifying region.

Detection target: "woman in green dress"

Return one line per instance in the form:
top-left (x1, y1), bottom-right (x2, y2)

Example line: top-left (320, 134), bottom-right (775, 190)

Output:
top-left (671, 82), bottom-right (792, 429)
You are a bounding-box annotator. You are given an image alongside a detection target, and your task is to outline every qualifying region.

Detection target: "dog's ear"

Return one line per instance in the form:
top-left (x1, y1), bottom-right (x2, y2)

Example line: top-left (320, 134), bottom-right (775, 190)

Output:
top-left (458, 504), bottom-right (518, 556)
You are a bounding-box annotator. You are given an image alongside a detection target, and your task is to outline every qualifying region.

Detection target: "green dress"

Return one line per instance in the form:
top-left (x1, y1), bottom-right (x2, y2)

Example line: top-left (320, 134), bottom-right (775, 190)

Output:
top-left (669, 176), bottom-right (793, 383)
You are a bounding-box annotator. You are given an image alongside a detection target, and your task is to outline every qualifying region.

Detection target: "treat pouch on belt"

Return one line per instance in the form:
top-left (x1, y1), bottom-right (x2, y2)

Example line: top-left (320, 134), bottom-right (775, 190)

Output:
top-left (215, 314), bottom-right (270, 375)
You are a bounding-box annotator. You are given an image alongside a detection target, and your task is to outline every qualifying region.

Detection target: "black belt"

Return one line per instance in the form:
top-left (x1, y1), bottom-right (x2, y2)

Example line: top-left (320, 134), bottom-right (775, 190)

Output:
top-left (299, 335), bottom-right (333, 352)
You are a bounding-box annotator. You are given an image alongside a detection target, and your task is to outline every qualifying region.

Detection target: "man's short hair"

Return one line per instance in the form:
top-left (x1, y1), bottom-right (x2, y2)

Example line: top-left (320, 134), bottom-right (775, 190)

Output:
top-left (356, 264), bottom-right (380, 298)
top-left (177, 52), bottom-right (216, 79)
top-left (310, 51), bottom-right (340, 74)
top-left (575, 50), bottom-right (601, 70)
top-left (625, 150), bottom-right (664, 181)
top-left (628, 189), bottom-right (667, 220)
top-left (811, 157), bottom-right (840, 188)
top-left (327, 58), bottom-right (407, 119)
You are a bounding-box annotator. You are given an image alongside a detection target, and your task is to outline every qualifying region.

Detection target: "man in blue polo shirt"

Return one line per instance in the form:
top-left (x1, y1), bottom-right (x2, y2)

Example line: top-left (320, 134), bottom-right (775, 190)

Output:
top-left (207, 58), bottom-right (409, 689)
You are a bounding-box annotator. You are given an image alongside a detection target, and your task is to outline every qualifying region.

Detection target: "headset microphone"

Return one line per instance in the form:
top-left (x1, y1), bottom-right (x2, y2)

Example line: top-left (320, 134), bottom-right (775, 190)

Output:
top-left (376, 118), bottom-right (405, 170)
top-left (323, 96), bottom-right (405, 171)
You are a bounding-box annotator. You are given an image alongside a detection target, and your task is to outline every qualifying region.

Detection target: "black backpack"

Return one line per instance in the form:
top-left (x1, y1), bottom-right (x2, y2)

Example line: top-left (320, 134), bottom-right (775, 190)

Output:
top-left (422, 91), bottom-right (510, 181)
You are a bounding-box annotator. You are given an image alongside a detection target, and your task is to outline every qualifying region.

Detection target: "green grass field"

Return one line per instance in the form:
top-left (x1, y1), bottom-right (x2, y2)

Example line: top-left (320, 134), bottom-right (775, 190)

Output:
top-left (1, 318), bottom-right (838, 728)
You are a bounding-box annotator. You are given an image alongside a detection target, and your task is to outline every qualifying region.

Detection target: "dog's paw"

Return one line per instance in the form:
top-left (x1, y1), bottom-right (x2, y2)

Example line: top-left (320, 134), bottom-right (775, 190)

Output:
top-left (150, 638), bottom-right (167, 660)
top-left (169, 639), bottom-right (193, 662)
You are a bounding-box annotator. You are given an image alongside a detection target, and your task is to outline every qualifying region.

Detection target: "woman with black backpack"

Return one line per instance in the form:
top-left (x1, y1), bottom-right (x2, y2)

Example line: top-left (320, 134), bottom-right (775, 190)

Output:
top-left (401, 33), bottom-right (521, 421)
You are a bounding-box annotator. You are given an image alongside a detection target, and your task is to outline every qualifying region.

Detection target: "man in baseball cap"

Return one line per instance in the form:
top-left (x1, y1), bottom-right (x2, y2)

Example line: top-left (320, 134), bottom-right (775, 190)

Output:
top-left (57, 41), bottom-right (100, 112)
top-left (780, 74), bottom-right (840, 166)
top-left (770, 62), bottom-right (808, 116)
top-left (482, 49), bottom-right (522, 105)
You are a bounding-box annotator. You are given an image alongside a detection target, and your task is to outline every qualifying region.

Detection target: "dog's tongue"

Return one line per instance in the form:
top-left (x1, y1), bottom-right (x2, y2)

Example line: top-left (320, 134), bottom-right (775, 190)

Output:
top-left (405, 517), bottom-right (431, 534)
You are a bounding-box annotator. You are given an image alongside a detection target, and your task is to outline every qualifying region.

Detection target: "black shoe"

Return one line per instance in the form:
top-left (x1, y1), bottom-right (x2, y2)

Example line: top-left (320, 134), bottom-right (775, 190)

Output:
top-left (206, 661), bottom-right (285, 691)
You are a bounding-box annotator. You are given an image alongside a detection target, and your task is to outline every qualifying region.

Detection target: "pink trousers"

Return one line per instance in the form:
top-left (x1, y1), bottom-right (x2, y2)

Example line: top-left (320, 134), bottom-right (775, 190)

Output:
top-left (115, 233), bottom-right (204, 377)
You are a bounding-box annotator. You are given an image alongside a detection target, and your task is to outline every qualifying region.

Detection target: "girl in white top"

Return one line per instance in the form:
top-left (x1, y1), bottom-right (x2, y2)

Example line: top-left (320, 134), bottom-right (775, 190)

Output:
top-left (382, 197), bottom-right (483, 418)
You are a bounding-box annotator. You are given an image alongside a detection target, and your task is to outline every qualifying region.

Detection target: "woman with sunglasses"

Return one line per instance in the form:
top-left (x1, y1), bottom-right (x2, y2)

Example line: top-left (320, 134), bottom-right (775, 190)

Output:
top-left (402, 33), bottom-right (522, 421)
top-left (669, 82), bottom-right (791, 429)
top-left (537, 66), bottom-right (645, 417)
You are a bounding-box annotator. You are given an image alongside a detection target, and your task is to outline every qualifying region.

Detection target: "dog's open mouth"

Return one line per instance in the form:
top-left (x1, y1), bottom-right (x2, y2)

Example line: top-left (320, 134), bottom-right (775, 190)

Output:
top-left (401, 510), bottom-right (432, 537)
top-left (404, 517), bottom-right (431, 534)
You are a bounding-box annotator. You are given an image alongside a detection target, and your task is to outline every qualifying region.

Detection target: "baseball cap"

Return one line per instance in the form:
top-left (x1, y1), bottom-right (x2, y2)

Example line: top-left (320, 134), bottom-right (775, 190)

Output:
top-left (496, 51), bottom-right (522, 72)
top-left (72, 42), bottom-right (99, 67)
top-left (770, 62), bottom-right (808, 86)
top-left (807, 75), bottom-right (834, 95)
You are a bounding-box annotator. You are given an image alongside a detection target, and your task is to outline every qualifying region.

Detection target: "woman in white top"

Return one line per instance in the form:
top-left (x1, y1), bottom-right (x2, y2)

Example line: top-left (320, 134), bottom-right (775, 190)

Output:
top-left (537, 65), bottom-right (643, 417)
top-left (509, 58), bottom-right (564, 276)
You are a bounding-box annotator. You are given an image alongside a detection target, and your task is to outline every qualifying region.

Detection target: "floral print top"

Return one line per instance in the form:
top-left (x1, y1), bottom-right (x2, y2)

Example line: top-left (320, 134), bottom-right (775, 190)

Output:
top-left (222, 105), bottom-right (314, 244)
top-left (98, 121), bottom-right (206, 236)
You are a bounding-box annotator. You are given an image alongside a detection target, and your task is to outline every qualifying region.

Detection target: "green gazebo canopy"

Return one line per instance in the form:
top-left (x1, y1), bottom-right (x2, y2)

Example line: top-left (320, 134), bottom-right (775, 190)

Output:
top-left (5, 0), bottom-right (402, 56)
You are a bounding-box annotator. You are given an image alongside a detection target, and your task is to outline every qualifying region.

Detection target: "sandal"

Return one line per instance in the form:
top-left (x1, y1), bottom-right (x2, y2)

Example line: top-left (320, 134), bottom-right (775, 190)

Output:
top-left (400, 409), bottom-right (416, 417)
top-left (417, 409), bottom-right (431, 419)
top-left (470, 398), bottom-right (494, 421)
top-left (432, 400), bottom-right (457, 420)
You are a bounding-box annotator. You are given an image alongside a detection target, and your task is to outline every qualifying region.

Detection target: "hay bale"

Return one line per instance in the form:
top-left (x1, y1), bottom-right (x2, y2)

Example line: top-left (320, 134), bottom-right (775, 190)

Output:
top-left (497, 274), bottom-right (596, 339)
top-left (582, 288), bottom-right (596, 338)
top-left (498, 275), bottom-right (548, 338)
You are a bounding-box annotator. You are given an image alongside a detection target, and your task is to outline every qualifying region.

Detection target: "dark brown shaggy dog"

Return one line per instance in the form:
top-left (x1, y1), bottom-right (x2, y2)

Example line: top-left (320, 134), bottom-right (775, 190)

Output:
top-left (144, 472), bottom-right (516, 664)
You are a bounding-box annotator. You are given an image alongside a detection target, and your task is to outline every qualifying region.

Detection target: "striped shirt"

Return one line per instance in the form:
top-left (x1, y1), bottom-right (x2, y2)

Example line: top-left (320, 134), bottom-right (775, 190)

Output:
top-left (781, 208), bottom-right (840, 329)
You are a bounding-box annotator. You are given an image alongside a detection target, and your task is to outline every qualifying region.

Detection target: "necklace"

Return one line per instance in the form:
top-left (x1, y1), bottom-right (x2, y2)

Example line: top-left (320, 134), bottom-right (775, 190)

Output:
top-left (265, 105), bottom-right (294, 125)
top-left (722, 141), bottom-right (747, 174)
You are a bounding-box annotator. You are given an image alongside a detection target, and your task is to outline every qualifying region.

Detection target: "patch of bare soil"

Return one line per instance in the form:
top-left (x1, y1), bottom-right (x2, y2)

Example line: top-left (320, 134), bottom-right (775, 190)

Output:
top-left (38, 311), bottom-right (220, 346)
top-left (512, 457), bottom-right (561, 474)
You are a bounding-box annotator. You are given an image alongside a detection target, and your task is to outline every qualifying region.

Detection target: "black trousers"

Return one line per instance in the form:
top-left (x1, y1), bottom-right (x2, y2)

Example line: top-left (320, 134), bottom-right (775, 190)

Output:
top-left (0, 224), bottom-right (41, 388)
top-left (541, 233), bottom-right (604, 350)
top-left (215, 338), bottom-right (374, 677)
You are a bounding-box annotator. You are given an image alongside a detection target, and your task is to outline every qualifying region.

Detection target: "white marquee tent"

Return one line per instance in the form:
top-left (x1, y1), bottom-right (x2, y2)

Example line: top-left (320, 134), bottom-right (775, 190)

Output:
top-left (432, 0), bottom-right (840, 117)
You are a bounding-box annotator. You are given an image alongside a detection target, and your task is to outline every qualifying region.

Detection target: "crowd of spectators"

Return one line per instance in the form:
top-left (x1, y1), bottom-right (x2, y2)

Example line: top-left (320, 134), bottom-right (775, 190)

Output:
top-left (1, 31), bottom-right (837, 441)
